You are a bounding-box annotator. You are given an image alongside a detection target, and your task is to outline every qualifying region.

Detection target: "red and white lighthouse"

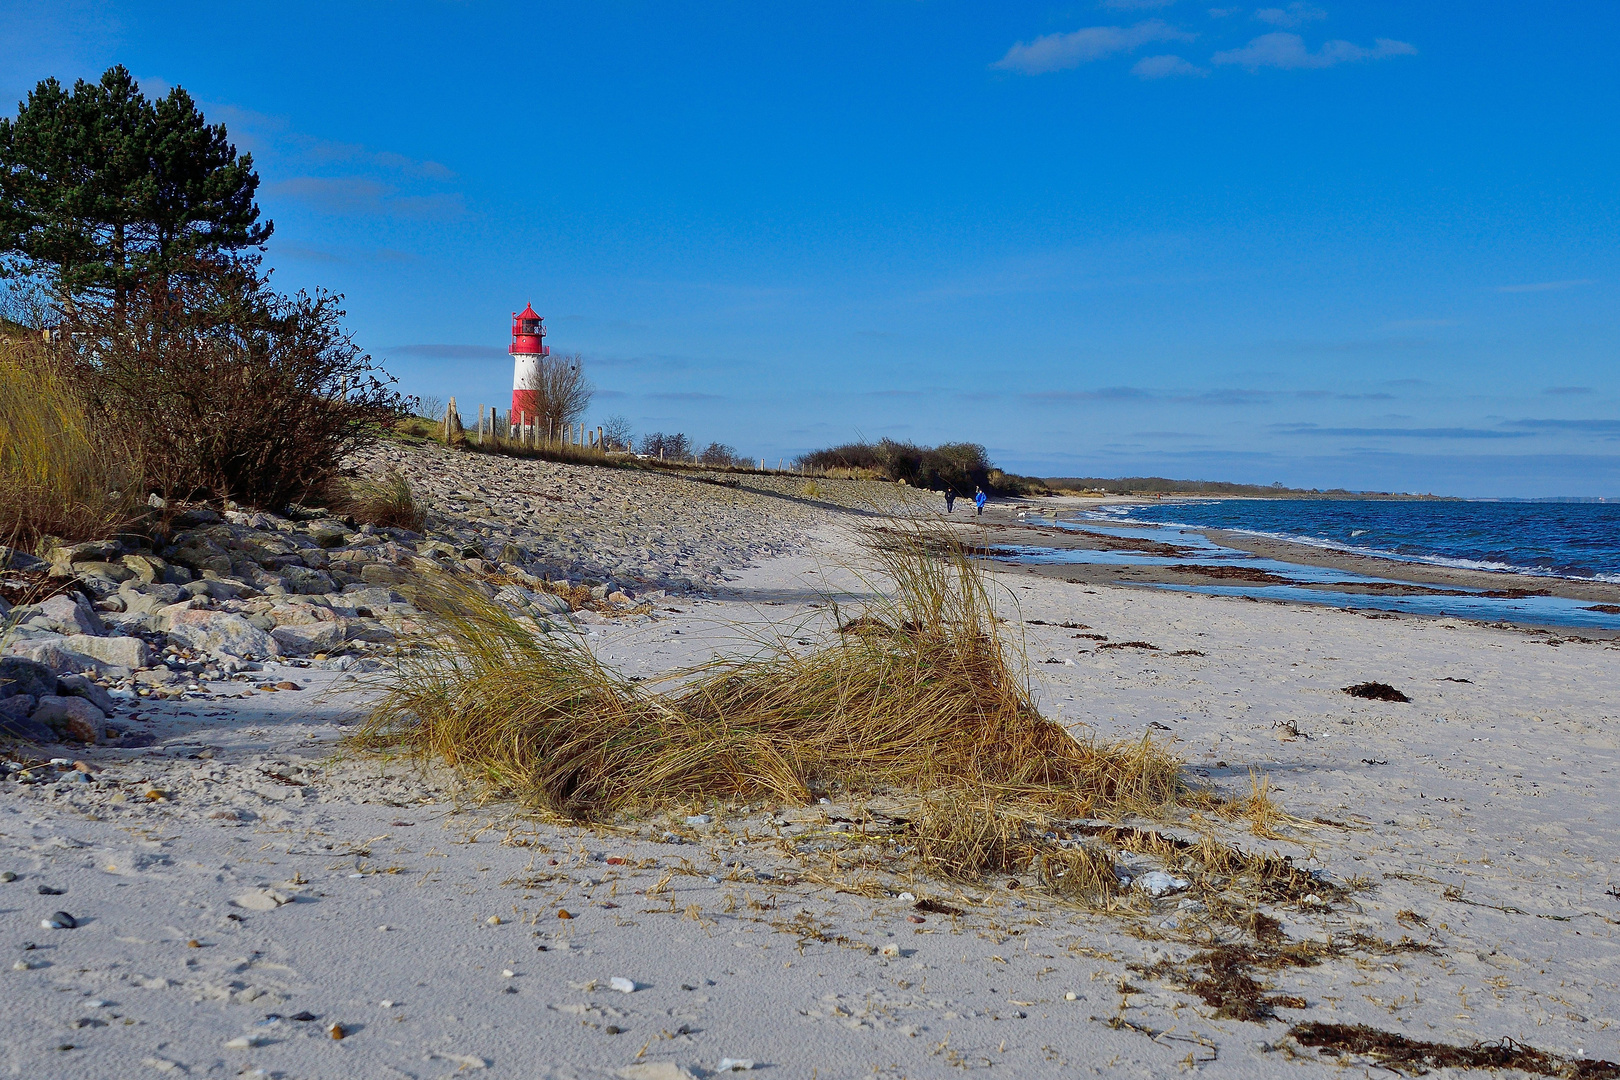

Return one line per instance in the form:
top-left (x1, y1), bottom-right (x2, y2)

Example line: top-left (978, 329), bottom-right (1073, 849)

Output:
top-left (509, 302), bottom-right (549, 419)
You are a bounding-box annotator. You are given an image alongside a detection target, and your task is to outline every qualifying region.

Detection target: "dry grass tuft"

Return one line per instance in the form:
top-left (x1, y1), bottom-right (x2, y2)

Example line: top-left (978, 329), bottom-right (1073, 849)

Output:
top-left (0, 339), bottom-right (142, 548)
top-left (359, 521), bottom-right (1184, 824)
top-left (331, 471), bottom-right (426, 531)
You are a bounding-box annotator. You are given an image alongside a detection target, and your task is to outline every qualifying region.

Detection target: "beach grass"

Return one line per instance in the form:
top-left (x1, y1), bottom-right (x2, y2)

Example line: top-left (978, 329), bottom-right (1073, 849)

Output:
top-left (0, 338), bottom-right (143, 549)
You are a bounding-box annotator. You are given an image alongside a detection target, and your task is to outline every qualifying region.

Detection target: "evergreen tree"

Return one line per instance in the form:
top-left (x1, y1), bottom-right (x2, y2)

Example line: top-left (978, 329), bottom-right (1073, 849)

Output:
top-left (0, 66), bottom-right (271, 309)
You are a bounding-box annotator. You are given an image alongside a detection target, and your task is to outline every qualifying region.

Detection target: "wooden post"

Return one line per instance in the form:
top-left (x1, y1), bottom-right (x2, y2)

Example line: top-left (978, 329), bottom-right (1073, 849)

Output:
top-left (479, 404), bottom-right (486, 445)
top-left (597, 426), bottom-right (603, 452)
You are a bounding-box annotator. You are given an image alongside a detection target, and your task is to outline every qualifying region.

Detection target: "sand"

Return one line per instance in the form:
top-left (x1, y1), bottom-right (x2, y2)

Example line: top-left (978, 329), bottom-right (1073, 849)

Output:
top-left (4, 478), bottom-right (1619, 1078)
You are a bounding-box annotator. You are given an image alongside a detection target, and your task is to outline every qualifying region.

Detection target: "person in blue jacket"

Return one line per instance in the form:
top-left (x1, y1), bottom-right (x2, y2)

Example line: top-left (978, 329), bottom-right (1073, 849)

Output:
top-left (973, 487), bottom-right (987, 516)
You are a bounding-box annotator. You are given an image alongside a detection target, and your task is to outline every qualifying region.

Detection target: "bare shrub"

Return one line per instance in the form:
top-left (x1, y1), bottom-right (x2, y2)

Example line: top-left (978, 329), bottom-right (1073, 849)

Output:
top-left (52, 259), bottom-right (407, 509)
top-left (600, 414), bottom-right (632, 451)
top-left (520, 351), bottom-right (593, 432)
top-left (639, 432), bottom-right (692, 461)
top-left (699, 441), bottom-right (741, 466)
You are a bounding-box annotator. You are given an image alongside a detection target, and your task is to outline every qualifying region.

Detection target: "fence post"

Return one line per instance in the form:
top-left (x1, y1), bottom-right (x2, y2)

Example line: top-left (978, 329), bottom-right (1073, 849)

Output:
top-left (479, 404), bottom-right (486, 445)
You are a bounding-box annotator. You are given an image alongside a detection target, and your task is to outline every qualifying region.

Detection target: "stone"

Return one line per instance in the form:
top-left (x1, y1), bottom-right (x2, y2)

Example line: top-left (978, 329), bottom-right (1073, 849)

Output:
top-left (167, 610), bottom-right (280, 660)
top-left (0, 656), bottom-right (57, 699)
top-left (281, 565), bottom-right (335, 595)
top-left (119, 582), bottom-right (185, 614)
top-left (12, 638), bottom-right (125, 679)
top-left (304, 520), bottom-right (354, 549)
top-left (532, 592), bottom-right (572, 615)
top-left (610, 977), bottom-right (637, 993)
top-left (57, 674), bottom-right (116, 715)
top-left (20, 593), bottom-right (104, 636)
top-left (270, 622), bottom-right (348, 656)
top-left (232, 889), bottom-right (292, 911)
top-left (360, 563), bottom-right (411, 587)
top-left (0, 699), bottom-right (53, 742)
top-left (42, 911), bottom-right (77, 929)
top-left (119, 553), bottom-right (169, 585)
top-left (618, 1065), bottom-right (698, 1080)
top-left (165, 535), bottom-right (232, 575)
top-left (32, 696), bottom-right (106, 743)
top-left (48, 540), bottom-right (121, 566)
top-left (62, 634), bottom-right (153, 670)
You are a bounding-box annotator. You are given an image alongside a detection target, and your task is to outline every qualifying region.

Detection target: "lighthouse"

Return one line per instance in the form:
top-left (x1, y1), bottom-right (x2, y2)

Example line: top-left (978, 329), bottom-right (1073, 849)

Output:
top-left (509, 302), bottom-right (549, 420)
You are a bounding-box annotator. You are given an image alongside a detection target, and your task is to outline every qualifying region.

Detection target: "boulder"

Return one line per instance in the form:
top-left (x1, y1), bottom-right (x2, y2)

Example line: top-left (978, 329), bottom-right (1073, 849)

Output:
top-left (0, 697), bottom-right (53, 742)
top-left (58, 673), bottom-right (116, 715)
top-left (0, 545), bottom-right (47, 572)
top-left (120, 553), bottom-right (172, 585)
top-left (62, 634), bottom-right (153, 670)
top-left (304, 520), bottom-right (354, 549)
top-left (48, 540), bottom-right (121, 566)
top-left (167, 609), bottom-right (279, 659)
top-left (165, 534), bottom-right (232, 575)
top-left (9, 637), bottom-right (126, 678)
top-left (360, 563), bottom-right (412, 587)
top-left (19, 592), bottom-right (104, 636)
top-left (270, 621), bottom-right (349, 656)
top-left (0, 656), bottom-right (58, 699)
top-left (32, 694), bottom-right (105, 743)
top-left (281, 565), bottom-right (335, 595)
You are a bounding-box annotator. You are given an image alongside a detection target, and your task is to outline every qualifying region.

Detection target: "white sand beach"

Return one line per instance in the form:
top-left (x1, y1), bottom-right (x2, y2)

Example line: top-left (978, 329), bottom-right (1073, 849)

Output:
top-left (3, 453), bottom-right (1618, 1079)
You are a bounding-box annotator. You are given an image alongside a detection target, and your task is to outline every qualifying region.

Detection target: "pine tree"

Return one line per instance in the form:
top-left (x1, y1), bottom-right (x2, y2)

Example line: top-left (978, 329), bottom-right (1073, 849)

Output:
top-left (0, 66), bottom-right (271, 309)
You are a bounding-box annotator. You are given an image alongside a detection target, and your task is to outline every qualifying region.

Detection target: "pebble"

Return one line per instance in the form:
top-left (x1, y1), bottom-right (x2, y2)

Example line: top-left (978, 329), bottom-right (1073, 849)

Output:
top-left (610, 977), bottom-right (637, 993)
top-left (42, 911), bottom-right (77, 929)
top-left (224, 1035), bottom-right (260, 1049)
top-left (0, 871), bottom-right (15, 882)
top-left (329, 1022), bottom-right (346, 1040)
top-left (486, 915), bottom-right (502, 925)
top-left (895, 892), bottom-right (915, 903)
top-left (233, 889), bottom-right (292, 911)
top-left (380, 1000), bottom-right (394, 1008)
top-left (718, 1060), bottom-right (756, 1072)
top-left (686, 814), bottom-right (712, 826)
top-left (1064, 991), bottom-right (1078, 1001)
top-left (13, 959), bottom-right (32, 970)
top-left (879, 944), bottom-right (900, 957)
top-left (1134, 871), bottom-right (1189, 897)
top-left (557, 909), bottom-right (574, 919)
top-left (502, 969), bottom-right (515, 978)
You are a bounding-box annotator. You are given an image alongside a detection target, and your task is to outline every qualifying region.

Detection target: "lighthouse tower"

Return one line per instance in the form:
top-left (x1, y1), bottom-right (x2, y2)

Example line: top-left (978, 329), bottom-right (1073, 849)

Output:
top-left (509, 302), bottom-right (549, 419)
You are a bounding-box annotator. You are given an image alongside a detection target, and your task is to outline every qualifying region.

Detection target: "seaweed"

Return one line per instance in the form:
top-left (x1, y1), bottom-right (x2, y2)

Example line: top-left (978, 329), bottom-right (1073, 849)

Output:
top-left (1344, 681), bottom-right (1411, 702)
top-left (1288, 1022), bottom-right (1620, 1079)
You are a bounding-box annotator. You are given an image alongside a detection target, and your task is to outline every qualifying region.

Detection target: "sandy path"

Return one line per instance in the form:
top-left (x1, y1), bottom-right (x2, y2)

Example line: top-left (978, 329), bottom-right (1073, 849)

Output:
top-left (3, 523), bottom-right (1618, 1078)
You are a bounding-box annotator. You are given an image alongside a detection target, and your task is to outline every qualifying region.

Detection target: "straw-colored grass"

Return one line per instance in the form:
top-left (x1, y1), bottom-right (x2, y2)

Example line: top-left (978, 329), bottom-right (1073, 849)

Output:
top-left (359, 522), bottom-right (1183, 819)
top-left (332, 470), bottom-right (426, 531)
top-left (0, 339), bottom-right (142, 548)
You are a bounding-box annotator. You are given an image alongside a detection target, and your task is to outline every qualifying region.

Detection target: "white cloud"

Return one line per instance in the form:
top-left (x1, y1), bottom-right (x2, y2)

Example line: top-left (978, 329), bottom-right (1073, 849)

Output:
top-left (1132, 54), bottom-right (1209, 78)
top-left (1212, 31), bottom-right (1416, 69)
top-left (1254, 3), bottom-right (1327, 28)
top-left (993, 20), bottom-right (1195, 74)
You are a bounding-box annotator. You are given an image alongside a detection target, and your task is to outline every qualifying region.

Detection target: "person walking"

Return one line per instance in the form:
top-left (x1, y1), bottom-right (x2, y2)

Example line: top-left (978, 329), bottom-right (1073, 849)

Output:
top-left (945, 489), bottom-right (956, 514)
top-left (973, 487), bottom-right (987, 516)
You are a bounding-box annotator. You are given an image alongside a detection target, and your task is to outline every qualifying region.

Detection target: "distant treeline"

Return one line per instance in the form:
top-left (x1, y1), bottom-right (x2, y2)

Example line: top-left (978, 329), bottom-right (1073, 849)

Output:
top-left (1044, 477), bottom-right (1397, 497)
top-left (795, 439), bottom-right (1045, 496)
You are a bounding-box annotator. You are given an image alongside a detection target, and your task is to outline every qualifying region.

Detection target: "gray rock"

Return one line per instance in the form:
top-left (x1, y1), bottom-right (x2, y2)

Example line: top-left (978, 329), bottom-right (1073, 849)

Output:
top-left (119, 582), bottom-right (186, 614)
top-left (196, 575), bottom-right (253, 601)
top-left (62, 634), bottom-right (153, 670)
top-left (360, 563), bottom-right (412, 587)
top-left (0, 545), bottom-right (47, 572)
top-left (167, 609), bottom-right (280, 659)
top-left (32, 695), bottom-right (105, 743)
top-left (0, 657), bottom-right (58, 699)
top-left (119, 553), bottom-right (169, 585)
top-left (303, 520), bottom-right (355, 549)
top-left (8, 637), bottom-right (124, 678)
top-left (18, 593), bottom-right (104, 636)
top-left (270, 622), bottom-right (349, 655)
top-left (281, 565), bottom-right (335, 595)
top-left (0, 696), bottom-right (53, 742)
top-left (165, 534), bottom-right (232, 574)
top-left (532, 592), bottom-right (572, 615)
top-left (48, 540), bottom-right (121, 566)
top-left (57, 673), bottom-right (116, 715)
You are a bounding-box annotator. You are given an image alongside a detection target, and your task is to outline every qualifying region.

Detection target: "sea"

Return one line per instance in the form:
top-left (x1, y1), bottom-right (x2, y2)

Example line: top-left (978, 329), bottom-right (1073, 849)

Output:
top-left (996, 498), bottom-right (1620, 631)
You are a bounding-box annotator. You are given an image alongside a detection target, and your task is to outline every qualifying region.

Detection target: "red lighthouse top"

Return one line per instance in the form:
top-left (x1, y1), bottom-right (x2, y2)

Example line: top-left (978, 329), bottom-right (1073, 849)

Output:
top-left (510, 303), bottom-right (549, 356)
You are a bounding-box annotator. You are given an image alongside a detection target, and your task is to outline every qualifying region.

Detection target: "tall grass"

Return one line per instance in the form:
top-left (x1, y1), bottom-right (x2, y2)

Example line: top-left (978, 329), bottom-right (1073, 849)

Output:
top-left (358, 521), bottom-right (1183, 830)
top-left (0, 339), bottom-right (142, 548)
top-left (329, 470), bottom-right (426, 531)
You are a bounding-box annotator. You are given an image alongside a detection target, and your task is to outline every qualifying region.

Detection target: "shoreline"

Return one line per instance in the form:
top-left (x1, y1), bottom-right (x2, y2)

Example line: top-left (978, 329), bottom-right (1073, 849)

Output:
top-left (958, 498), bottom-right (1620, 633)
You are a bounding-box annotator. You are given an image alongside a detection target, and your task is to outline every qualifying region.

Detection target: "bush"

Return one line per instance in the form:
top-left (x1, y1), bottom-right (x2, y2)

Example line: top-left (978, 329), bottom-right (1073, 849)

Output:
top-left (0, 337), bottom-right (142, 547)
top-left (699, 441), bottom-right (743, 467)
top-left (795, 439), bottom-right (1049, 496)
top-left (639, 431), bottom-right (692, 461)
top-left (51, 259), bottom-right (408, 510)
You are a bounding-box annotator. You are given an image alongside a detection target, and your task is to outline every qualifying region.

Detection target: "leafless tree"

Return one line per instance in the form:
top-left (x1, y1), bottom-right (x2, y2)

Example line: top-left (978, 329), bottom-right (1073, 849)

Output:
top-left (521, 351), bottom-right (593, 431)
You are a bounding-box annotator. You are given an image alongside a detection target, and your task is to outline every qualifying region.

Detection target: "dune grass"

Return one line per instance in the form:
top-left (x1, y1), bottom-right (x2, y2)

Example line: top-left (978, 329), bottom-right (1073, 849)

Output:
top-left (329, 470), bottom-right (427, 532)
top-left (356, 521), bottom-right (1334, 913)
top-left (0, 338), bottom-right (142, 549)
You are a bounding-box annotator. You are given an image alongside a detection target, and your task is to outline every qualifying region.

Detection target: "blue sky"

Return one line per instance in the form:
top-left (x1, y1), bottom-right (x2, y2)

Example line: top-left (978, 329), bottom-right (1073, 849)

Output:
top-left (5, 1), bottom-right (1618, 496)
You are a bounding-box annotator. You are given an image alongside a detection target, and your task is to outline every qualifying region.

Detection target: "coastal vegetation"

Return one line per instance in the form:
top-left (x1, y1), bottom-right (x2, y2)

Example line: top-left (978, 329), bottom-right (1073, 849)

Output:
top-left (0, 66), bottom-right (408, 540)
top-left (795, 438), bottom-right (1048, 496)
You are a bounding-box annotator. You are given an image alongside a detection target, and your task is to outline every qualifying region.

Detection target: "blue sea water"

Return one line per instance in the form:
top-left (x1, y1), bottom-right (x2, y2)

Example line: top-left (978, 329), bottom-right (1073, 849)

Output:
top-left (992, 498), bottom-right (1620, 630)
top-left (1087, 499), bottom-right (1620, 583)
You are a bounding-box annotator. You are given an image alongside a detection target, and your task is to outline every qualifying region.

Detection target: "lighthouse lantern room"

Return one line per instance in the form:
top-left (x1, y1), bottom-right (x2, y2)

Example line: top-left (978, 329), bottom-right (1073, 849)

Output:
top-left (509, 302), bottom-right (549, 420)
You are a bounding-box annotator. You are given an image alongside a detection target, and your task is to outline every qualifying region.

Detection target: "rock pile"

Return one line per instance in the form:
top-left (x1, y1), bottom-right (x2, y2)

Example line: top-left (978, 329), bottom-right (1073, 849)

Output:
top-left (2, 438), bottom-right (906, 747)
